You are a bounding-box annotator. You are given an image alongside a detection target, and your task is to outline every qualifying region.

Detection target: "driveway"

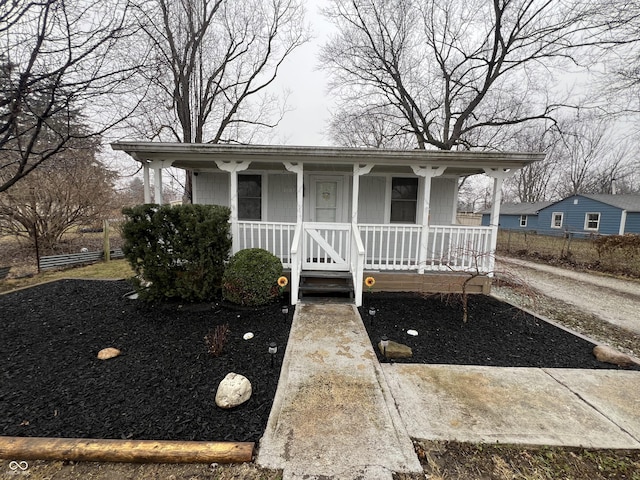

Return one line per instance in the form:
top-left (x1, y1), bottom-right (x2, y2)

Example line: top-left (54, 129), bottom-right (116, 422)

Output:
top-left (495, 257), bottom-right (640, 336)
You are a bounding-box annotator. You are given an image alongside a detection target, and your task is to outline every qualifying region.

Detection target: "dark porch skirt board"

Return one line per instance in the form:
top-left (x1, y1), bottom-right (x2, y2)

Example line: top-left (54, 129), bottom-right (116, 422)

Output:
top-left (365, 271), bottom-right (491, 295)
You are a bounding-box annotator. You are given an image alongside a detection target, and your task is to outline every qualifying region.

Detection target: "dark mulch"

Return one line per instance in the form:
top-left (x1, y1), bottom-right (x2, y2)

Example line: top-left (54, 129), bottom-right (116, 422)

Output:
top-left (0, 280), bottom-right (292, 442)
top-left (361, 292), bottom-right (640, 370)
top-left (1, 283), bottom-right (637, 444)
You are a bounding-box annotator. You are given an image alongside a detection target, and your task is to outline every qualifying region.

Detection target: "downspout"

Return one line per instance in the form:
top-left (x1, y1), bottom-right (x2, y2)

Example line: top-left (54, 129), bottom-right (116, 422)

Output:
top-left (619, 210), bottom-right (627, 235)
top-left (483, 168), bottom-right (516, 274)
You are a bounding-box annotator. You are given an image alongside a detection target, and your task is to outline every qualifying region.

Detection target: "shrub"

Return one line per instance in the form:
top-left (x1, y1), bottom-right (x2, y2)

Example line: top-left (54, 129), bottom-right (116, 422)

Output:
top-left (121, 203), bottom-right (231, 302)
top-left (222, 248), bottom-right (283, 306)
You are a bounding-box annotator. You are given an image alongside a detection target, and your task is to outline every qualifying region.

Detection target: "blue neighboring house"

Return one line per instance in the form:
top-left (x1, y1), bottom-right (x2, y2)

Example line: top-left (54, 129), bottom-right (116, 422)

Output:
top-left (481, 201), bottom-right (552, 230)
top-left (481, 194), bottom-right (640, 236)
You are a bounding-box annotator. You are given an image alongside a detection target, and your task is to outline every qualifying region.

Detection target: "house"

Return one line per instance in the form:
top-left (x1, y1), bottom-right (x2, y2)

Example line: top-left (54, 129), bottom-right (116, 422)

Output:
top-left (480, 201), bottom-right (552, 230)
top-left (483, 194), bottom-right (640, 237)
top-left (111, 143), bottom-right (544, 305)
top-left (537, 194), bottom-right (640, 236)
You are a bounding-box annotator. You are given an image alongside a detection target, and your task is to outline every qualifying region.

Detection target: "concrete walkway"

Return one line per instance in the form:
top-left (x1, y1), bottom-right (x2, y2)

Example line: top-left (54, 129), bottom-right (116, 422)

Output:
top-left (258, 301), bottom-right (640, 479)
top-left (256, 302), bottom-right (422, 480)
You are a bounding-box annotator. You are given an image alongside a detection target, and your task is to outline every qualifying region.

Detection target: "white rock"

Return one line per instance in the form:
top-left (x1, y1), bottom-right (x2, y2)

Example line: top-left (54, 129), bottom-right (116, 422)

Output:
top-left (407, 329), bottom-right (418, 336)
top-left (97, 347), bottom-right (121, 360)
top-left (243, 332), bottom-right (254, 340)
top-left (215, 373), bottom-right (252, 409)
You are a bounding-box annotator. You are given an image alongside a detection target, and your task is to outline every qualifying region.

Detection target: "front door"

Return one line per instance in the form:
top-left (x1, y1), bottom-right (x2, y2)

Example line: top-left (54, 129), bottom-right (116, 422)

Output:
top-left (309, 176), bottom-right (345, 223)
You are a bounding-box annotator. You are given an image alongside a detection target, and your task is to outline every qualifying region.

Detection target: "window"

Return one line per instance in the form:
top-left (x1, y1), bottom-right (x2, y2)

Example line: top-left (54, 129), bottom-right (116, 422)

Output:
top-left (584, 212), bottom-right (600, 231)
top-left (520, 215), bottom-right (528, 227)
top-left (238, 175), bottom-right (262, 220)
top-left (390, 177), bottom-right (418, 223)
top-left (551, 212), bottom-right (563, 229)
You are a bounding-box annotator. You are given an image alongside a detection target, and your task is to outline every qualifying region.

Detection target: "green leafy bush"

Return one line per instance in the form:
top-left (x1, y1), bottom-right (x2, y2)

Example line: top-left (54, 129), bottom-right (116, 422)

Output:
top-left (121, 203), bottom-right (231, 302)
top-left (222, 248), bottom-right (283, 306)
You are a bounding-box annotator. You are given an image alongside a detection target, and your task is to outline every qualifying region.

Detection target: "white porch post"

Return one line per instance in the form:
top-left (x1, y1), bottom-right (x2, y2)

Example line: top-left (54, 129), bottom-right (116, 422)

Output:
top-left (143, 162), bottom-right (151, 204)
top-left (192, 172), bottom-right (198, 204)
top-left (154, 166), bottom-right (163, 204)
top-left (351, 164), bottom-right (374, 224)
top-left (412, 165), bottom-right (446, 274)
top-left (283, 162), bottom-right (304, 224)
top-left (483, 167), bottom-right (515, 273)
top-left (148, 160), bottom-right (173, 205)
top-left (351, 164), bottom-right (373, 307)
top-left (283, 162), bottom-right (304, 305)
top-left (215, 160), bottom-right (251, 254)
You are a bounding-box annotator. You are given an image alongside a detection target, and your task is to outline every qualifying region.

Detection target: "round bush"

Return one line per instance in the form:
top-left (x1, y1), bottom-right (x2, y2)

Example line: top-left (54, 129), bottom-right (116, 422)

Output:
top-left (222, 248), bottom-right (283, 306)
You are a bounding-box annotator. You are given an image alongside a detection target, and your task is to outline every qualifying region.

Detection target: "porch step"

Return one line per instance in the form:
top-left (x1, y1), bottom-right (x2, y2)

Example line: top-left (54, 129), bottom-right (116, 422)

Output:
top-left (298, 271), bottom-right (354, 301)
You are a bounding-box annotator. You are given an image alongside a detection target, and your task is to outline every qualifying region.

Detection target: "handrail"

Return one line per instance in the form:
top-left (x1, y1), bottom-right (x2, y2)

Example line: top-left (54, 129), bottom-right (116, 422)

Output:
top-left (350, 223), bottom-right (366, 307)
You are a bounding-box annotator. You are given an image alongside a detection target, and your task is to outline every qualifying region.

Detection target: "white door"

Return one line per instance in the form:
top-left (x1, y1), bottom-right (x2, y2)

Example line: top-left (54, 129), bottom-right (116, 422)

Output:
top-left (309, 176), bottom-right (345, 223)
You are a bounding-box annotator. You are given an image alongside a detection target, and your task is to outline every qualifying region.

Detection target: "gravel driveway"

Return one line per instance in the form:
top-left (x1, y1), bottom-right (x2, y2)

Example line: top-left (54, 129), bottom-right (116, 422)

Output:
top-left (494, 256), bottom-right (640, 358)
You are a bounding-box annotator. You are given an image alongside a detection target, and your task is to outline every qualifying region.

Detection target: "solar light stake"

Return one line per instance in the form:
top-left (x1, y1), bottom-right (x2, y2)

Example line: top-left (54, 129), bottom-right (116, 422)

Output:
top-left (281, 305), bottom-right (289, 321)
top-left (268, 342), bottom-right (278, 368)
top-left (381, 335), bottom-right (389, 361)
top-left (368, 307), bottom-right (376, 325)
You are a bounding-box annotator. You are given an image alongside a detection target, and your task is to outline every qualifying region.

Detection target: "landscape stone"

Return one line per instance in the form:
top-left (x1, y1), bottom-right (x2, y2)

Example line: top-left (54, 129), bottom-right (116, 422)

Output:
top-left (378, 340), bottom-right (412, 359)
top-left (97, 347), bottom-right (121, 360)
top-left (593, 345), bottom-right (638, 367)
top-left (215, 372), bottom-right (252, 409)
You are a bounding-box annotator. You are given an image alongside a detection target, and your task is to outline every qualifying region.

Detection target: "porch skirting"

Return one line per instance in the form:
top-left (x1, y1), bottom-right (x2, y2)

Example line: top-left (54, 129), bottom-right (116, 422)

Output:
top-left (363, 271), bottom-right (492, 296)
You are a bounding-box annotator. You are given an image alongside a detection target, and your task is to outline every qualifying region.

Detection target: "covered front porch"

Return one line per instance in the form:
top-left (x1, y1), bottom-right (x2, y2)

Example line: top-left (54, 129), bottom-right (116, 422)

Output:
top-left (111, 143), bottom-right (544, 305)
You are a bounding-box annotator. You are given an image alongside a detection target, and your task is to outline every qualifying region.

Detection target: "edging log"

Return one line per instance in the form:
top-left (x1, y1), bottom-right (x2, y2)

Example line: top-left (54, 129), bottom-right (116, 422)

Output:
top-left (0, 437), bottom-right (254, 464)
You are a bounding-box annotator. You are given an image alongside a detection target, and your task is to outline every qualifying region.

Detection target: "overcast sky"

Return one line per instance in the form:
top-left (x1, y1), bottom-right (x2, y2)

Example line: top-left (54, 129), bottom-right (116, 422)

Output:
top-left (269, 0), bottom-right (334, 146)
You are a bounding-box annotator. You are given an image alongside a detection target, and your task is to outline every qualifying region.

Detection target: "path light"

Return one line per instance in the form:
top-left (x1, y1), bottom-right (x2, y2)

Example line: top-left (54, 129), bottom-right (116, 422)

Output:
top-left (281, 305), bottom-right (289, 321)
top-left (368, 307), bottom-right (376, 325)
top-left (380, 335), bottom-right (389, 361)
top-left (268, 342), bottom-right (278, 368)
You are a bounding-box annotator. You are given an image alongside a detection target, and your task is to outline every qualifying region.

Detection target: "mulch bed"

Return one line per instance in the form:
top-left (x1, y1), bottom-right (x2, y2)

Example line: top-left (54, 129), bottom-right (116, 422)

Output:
top-left (1, 282), bottom-right (636, 444)
top-left (1, 280), bottom-right (291, 442)
top-left (361, 292), bottom-right (640, 370)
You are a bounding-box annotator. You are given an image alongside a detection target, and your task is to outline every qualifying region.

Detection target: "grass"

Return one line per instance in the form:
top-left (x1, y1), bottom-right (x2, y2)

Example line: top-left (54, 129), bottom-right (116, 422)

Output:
top-left (0, 259), bottom-right (134, 294)
top-left (415, 441), bottom-right (640, 480)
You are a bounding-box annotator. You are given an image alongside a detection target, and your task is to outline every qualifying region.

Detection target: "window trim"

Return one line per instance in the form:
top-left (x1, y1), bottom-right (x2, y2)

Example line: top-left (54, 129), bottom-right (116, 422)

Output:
top-left (519, 215), bottom-right (528, 227)
top-left (584, 212), bottom-right (601, 231)
top-left (551, 212), bottom-right (563, 229)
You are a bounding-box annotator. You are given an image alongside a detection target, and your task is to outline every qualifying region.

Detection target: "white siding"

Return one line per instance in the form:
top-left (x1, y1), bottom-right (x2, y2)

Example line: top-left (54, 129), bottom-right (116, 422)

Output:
top-left (268, 173), bottom-right (297, 222)
top-left (358, 176), bottom-right (386, 223)
top-left (197, 172), bottom-right (229, 206)
top-left (429, 177), bottom-right (457, 225)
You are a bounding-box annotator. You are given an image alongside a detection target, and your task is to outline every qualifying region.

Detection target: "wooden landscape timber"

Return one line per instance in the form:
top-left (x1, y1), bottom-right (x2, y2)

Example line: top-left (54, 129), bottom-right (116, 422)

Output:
top-left (0, 436), bottom-right (254, 464)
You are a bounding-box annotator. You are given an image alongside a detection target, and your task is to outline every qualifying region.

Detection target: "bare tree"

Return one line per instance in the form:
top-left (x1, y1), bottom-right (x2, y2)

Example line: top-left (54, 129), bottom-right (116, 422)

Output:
top-left (0, 0), bottom-right (141, 193)
top-left (503, 123), bottom-right (563, 203)
top-left (327, 105), bottom-right (415, 148)
top-left (0, 139), bottom-right (117, 251)
top-left (320, 0), bottom-right (610, 151)
top-left (128, 0), bottom-right (307, 144)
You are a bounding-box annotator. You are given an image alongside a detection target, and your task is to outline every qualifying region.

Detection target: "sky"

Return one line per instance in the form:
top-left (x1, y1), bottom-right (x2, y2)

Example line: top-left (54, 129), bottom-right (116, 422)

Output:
top-left (268, 0), bottom-right (335, 146)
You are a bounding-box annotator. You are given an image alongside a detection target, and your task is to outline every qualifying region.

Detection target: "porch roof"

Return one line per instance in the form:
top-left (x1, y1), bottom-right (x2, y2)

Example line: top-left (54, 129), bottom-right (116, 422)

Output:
top-left (111, 142), bottom-right (545, 176)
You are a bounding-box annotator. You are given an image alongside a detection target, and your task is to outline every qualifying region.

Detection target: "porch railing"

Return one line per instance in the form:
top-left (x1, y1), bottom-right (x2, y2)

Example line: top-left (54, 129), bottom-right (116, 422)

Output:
top-left (237, 221), bottom-right (296, 267)
top-left (359, 224), bottom-right (494, 273)
top-left (359, 224), bottom-right (422, 270)
top-left (424, 225), bottom-right (494, 272)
